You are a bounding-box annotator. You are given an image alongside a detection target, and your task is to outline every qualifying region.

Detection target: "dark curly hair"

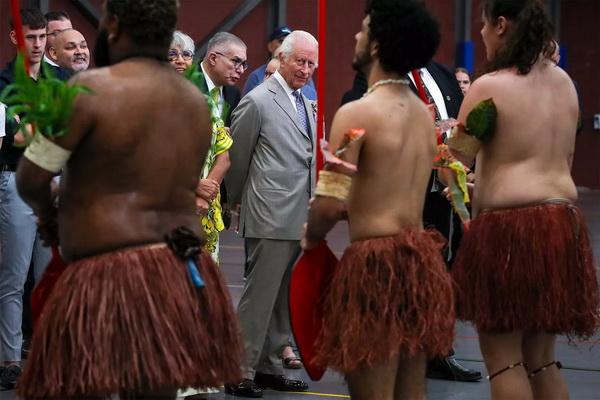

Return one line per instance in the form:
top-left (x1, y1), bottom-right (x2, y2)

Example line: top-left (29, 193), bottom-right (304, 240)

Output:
top-left (481, 0), bottom-right (554, 75)
top-left (106, 0), bottom-right (177, 48)
top-left (366, 0), bottom-right (440, 76)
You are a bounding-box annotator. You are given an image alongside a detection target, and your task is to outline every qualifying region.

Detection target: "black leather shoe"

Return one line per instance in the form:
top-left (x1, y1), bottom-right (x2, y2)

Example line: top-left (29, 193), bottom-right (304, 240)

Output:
top-left (254, 372), bottom-right (309, 392)
top-left (427, 356), bottom-right (482, 382)
top-left (224, 379), bottom-right (263, 398)
top-left (0, 364), bottom-right (22, 389)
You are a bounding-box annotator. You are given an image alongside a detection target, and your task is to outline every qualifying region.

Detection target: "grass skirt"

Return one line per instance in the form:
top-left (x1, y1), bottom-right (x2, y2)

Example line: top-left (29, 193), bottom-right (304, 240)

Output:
top-left (315, 229), bottom-right (455, 373)
top-left (452, 201), bottom-right (600, 336)
top-left (18, 244), bottom-right (243, 399)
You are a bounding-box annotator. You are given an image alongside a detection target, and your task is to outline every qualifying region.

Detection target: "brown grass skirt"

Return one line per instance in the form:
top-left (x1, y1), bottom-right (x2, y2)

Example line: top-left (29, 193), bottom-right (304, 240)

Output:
top-left (315, 230), bottom-right (455, 373)
top-left (452, 201), bottom-right (600, 336)
top-left (18, 244), bottom-right (243, 399)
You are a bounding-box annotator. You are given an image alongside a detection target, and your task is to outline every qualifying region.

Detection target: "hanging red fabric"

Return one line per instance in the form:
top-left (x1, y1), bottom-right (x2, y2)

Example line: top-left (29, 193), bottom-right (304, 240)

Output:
top-left (9, 0), bottom-right (30, 75)
top-left (289, 0), bottom-right (336, 382)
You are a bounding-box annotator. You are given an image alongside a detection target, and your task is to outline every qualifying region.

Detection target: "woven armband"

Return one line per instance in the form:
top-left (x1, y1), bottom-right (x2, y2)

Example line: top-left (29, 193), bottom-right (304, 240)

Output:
top-left (24, 134), bottom-right (71, 173)
top-left (315, 170), bottom-right (352, 202)
top-left (447, 124), bottom-right (482, 158)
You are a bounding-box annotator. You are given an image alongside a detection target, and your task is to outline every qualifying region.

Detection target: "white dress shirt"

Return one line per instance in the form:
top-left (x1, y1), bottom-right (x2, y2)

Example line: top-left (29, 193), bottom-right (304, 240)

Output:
top-left (408, 67), bottom-right (449, 120)
top-left (272, 71), bottom-right (302, 111)
top-left (200, 61), bottom-right (224, 115)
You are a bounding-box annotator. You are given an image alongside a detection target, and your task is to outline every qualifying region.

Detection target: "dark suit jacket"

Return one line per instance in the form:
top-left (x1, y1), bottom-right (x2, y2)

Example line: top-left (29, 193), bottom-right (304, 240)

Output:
top-left (408, 61), bottom-right (462, 119)
top-left (411, 61), bottom-right (464, 263)
top-left (194, 65), bottom-right (241, 127)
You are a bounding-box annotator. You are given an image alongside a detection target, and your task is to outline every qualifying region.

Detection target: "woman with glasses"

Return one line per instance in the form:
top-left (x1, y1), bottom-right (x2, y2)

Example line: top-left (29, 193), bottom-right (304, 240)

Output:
top-left (169, 30), bottom-right (195, 73)
top-left (169, 31), bottom-right (234, 266)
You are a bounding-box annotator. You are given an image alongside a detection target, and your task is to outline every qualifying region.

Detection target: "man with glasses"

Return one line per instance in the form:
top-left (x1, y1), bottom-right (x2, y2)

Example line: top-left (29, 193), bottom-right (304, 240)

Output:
top-left (199, 32), bottom-right (246, 127)
top-left (196, 32), bottom-right (247, 255)
top-left (44, 11), bottom-right (72, 67)
top-left (225, 30), bottom-right (317, 397)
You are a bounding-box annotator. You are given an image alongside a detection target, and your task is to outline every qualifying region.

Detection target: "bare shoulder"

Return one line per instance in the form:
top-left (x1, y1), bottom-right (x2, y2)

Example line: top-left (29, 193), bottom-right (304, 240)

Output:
top-left (334, 98), bottom-right (371, 128)
top-left (68, 67), bottom-right (112, 93)
top-left (467, 71), bottom-right (504, 98)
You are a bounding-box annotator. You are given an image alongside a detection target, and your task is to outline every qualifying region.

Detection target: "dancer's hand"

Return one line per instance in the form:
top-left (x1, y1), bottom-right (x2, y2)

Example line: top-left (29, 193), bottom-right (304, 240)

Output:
top-left (37, 208), bottom-right (59, 247)
top-left (300, 223), bottom-right (320, 251)
top-left (196, 178), bottom-right (219, 201)
top-left (195, 196), bottom-right (210, 216)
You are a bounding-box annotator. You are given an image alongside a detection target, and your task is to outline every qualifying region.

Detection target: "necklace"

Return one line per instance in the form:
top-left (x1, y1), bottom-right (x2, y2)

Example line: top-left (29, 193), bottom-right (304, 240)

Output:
top-left (363, 78), bottom-right (410, 97)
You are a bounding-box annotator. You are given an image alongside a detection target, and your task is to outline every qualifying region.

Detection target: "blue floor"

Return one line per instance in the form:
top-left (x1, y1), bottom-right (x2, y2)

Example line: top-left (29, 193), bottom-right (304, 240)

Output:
top-left (2, 188), bottom-right (600, 399)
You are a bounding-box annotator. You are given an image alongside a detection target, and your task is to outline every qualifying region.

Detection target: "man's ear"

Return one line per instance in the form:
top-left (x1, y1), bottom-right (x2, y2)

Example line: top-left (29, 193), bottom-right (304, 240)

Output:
top-left (369, 40), bottom-right (379, 59)
top-left (48, 46), bottom-right (59, 61)
top-left (9, 30), bottom-right (17, 46)
top-left (105, 13), bottom-right (121, 43)
top-left (496, 16), bottom-right (508, 36)
top-left (208, 52), bottom-right (218, 66)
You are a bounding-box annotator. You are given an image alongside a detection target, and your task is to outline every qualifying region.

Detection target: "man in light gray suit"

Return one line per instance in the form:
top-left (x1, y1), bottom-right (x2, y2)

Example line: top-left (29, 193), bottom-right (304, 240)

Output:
top-left (225, 30), bottom-right (317, 397)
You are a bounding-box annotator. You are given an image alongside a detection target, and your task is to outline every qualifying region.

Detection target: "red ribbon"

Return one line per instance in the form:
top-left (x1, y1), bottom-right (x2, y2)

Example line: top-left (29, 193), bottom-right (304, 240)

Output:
top-left (411, 69), bottom-right (428, 105)
top-left (412, 69), bottom-right (443, 145)
top-left (9, 0), bottom-right (30, 75)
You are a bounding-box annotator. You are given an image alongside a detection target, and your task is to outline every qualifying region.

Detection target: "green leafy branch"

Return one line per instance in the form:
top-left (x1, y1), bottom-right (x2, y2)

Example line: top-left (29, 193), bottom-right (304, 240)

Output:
top-left (0, 53), bottom-right (92, 145)
top-left (183, 64), bottom-right (229, 125)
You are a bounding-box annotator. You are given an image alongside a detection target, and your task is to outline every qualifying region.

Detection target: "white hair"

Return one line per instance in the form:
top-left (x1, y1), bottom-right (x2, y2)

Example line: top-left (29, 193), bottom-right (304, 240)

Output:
top-left (171, 30), bottom-right (195, 53)
top-left (278, 30), bottom-right (318, 61)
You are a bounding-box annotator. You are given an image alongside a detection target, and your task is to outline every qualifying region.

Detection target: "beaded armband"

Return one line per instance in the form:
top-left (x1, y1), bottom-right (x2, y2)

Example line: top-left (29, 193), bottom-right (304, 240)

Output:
top-left (315, 170), bottom-right (352, 202)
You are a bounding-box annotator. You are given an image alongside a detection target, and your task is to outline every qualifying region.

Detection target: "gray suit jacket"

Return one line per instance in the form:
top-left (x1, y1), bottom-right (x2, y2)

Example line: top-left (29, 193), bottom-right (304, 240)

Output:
top-left (227, 77), bottom-right (317, 240)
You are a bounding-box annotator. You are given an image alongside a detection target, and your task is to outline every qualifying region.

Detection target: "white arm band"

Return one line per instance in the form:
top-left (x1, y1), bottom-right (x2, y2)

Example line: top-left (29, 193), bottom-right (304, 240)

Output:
top-left (24, 134), bottom-right (72, 173)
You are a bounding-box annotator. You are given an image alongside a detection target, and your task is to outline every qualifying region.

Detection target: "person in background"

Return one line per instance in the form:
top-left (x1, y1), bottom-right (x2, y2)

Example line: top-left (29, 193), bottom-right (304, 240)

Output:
top-left (44, 10), bottom-right (72, 67)
top-left (455, 67), bottom-right (471, 95)
top-left (243, 26), bottom-right (316, 100)
top-left (169, 30), bottom-right (195, 74)
top-left (0, 8), bottom-right (70, 389)
top-left (48, 29), bottom-right (90, 72)
top-left (226, 30), bottom-right (317, 397)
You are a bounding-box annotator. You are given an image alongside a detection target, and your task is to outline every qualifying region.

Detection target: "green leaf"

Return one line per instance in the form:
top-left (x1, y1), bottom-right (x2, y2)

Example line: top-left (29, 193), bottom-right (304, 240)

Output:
top-left (466, 98), bottom-right (497, 142)
top-left (0, 53), bottom-right (93, 145)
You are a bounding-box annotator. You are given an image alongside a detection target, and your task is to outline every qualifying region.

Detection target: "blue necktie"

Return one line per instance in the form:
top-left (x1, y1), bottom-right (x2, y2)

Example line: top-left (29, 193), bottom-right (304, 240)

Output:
top-left (292, 91), bottom-right (308, 133)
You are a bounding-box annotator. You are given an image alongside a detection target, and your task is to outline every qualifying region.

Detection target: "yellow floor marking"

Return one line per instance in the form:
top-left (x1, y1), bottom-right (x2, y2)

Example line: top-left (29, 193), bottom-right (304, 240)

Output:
top-left (281, 392), bottom-right (350, 398)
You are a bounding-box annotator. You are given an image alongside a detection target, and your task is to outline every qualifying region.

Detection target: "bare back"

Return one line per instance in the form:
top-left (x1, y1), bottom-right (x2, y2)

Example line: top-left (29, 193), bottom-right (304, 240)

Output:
top-left (331, 85), bottom-right (436, 241)
top-left (465, 60), bottom-right (579, 213)
top-left (56, 59), bottom-right (211, 261)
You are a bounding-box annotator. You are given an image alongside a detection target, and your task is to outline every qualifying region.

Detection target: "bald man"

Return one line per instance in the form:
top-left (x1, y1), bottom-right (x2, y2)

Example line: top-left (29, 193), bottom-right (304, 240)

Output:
top-left (48, 28), bottom-right (89, 72)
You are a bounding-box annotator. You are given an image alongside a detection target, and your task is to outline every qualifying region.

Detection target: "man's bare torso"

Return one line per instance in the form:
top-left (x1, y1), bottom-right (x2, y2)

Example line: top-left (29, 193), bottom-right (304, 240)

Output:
top-left (467, 61), bottom-right (579, 214)
top-left (335, 86), bottom-right (436, 241)
top-left (57, 59), bottom-right (210, 261)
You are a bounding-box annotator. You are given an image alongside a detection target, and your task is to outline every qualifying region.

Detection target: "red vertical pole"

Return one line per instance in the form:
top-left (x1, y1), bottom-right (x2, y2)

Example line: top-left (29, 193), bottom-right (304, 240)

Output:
top-left (316, 0), bottom-right (326, 174)
top-left (10, 0), bottom-right (30, 75)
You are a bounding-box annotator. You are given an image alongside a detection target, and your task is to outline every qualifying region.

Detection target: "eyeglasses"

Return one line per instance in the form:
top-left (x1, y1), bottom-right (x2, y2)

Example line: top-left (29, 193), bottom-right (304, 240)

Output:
top-left (214, 51), bottom-right (248, 71)
top-left (168, 49), bottom-right (194, 61)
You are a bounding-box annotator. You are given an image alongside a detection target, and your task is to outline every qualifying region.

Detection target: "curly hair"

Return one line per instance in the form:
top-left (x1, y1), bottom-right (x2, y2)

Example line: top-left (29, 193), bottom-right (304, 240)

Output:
top-left (366, 0), bottom-right (440, 76)
top-left (106, 0), bottom-right (177, 48)
top-left (481, 0), bottom-right (554, 75)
